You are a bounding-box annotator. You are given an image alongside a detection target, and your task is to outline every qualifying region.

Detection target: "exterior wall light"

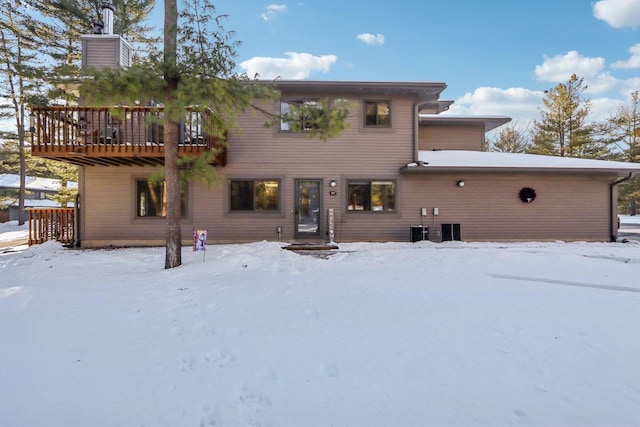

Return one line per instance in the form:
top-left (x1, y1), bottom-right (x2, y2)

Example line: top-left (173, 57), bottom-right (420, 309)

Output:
top-left (330, 180), bottom-right (337, 187)
top-left (457, 180), bottom-right (465, 187)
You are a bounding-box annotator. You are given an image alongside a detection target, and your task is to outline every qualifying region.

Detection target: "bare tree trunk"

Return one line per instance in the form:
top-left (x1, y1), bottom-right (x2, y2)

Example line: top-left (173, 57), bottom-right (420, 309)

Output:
top-left (163, 0), bottom-right (181, 269)
top-left (18, 119), bottom-right (26, 225)
top-left (1, 24), bottom-right (27, 225)
top-left (164, 115), bottom-right (181, 269)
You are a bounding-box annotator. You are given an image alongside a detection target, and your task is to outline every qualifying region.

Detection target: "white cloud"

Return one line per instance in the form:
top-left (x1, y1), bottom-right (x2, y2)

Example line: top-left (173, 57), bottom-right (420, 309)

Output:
top-left (593, 0), bottom-right (640, 28)
top-left (620, 77), bottom-right (640, 96)
top-left (535, 51), bottom-right (606, 82)
top-left (239, 52), bottom-right (338, 79)
top-left (578, 71), bottom-right (619, 95)
top-left (448, 43), bottom-right (640, 127)
top-left (447, 87), bottom-right (545, 123)
top-left (261, 4), bottom-right (287, 21)
top-left (611, 43), bottom-right (640, 69)
top-left (449, 85), bottom-right (633, 125)
top-left (590, 97), bottom-right (626, 121)
top-left (357, 33), bottom-right (385, 46)
top-left (533, 50), bottom-right (623, 95)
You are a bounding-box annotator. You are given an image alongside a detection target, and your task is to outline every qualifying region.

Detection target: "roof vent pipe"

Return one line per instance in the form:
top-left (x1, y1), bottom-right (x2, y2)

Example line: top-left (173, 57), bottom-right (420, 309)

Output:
top-left (101, 0), bottom-right (115, 35)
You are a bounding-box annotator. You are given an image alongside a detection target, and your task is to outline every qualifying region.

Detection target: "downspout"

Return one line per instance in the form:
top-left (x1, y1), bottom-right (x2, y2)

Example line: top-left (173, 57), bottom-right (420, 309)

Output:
top-left (413, 103), bottom-right (420, 161)
top-left (74, 192), bottom-right (81, 247)
top-left (610, 173), bottom-right (634, 242)
top-left (413, 102), bottom-right (430, 161)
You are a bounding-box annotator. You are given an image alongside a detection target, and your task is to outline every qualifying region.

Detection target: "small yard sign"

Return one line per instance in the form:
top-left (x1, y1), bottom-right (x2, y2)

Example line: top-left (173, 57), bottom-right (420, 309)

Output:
top-left (193, 229), bottom-right (208, 262)
top-left (193, 229), bottom-right (207, 251)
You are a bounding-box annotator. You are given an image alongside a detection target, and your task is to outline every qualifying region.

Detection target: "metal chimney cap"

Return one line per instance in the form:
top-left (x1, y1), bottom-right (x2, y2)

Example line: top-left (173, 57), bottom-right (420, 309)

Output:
top-left (101, 0), bottom-right (115, 11)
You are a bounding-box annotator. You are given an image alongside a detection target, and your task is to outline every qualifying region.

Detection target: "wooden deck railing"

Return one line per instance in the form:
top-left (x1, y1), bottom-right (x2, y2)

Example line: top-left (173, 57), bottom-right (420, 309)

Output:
top-left (30, 106), bottom-right (227, 166)
top-left (28, 208), bottom-right (75, 246)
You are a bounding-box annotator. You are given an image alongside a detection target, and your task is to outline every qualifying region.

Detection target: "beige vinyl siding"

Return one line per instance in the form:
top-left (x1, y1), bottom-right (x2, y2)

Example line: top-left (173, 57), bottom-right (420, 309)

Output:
top-left (81, 35), bottom-right (130, 69)
top-left (79, 90), bottom-right (618, 246)
top-left (81, 96), bottom-right (418, 245)
top-left (82, 168), bottom-right (617, 245)
top-left (214, 97), bottom-right (415, 242)
top-left (82, 166), bottom-right (172, 245)
top-left (193, 177), bottom-right (289, 243)
top-left (211, 96), bottom-right (414, 242)
top-left (229, 97), bottom-right (414, 172)
top-left (120, 43), bottom-right (131, 67)
top-left (400, 173), bottom-right (613, 241)
top-left (419, 124), bottom-right (485, 151)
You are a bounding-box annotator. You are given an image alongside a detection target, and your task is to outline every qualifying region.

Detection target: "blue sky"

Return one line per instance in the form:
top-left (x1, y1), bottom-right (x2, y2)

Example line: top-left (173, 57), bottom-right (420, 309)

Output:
top-left (146, 0), bottom-right (640, 126)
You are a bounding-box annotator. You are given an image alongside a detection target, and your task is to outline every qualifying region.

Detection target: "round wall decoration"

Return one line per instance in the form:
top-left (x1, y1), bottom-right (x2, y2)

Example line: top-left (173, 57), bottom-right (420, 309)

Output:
top-left (519, 187), bottom-right (536, 203)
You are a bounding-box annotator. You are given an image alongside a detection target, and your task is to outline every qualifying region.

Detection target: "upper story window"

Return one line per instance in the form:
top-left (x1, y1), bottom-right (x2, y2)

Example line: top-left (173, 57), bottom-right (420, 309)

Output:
top-left (347, 180), bottom-right (395, 212)
top-left (230, 179), bottom-right (280, 212)
top-left (136, 179), bottom-right (187, 217)
top-left (280, 100), bottom-right (321, 132)
top-left (364, 100), bottom-right (391, 127)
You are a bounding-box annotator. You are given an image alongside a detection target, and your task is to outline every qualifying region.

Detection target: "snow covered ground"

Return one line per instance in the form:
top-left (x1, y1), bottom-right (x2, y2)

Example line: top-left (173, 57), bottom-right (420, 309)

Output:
top-left (1, 219), bottom-right (640, 426)
top-left (0, 220), bottom-right (28, 243)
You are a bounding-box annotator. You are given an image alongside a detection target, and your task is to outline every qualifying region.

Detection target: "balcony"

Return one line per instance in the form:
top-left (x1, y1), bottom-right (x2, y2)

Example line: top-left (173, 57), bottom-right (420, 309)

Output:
top-left (30, 106), bottom-right (227, 167)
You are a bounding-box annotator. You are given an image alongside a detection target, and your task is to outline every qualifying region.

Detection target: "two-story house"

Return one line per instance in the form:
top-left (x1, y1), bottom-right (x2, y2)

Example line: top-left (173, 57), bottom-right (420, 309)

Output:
top-left (29, 13), bottom-right (640, 247)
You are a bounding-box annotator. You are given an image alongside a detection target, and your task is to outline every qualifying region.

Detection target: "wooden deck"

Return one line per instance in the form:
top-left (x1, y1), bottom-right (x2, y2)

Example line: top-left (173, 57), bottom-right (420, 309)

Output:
top-left (30, 106), bottom-right (227, 167)
top-left (28, 207), bottom-right (75, 246)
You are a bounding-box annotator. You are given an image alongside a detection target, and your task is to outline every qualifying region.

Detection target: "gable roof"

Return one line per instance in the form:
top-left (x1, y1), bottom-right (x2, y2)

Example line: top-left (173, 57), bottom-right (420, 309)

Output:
top-left (400, 150), bottom-right (640, 177)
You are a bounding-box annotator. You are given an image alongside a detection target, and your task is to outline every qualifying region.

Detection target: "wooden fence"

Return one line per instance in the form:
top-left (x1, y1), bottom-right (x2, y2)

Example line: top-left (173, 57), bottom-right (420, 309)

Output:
top-left (28, 208), bottom-right (75, 246)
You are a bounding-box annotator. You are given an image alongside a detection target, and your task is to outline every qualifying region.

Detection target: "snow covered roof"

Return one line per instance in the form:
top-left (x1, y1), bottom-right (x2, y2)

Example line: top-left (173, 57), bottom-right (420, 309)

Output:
top-left (2, 198), bottom-right (73, 208)
top-left (0, 174), bottom-right (78, 192)
top-left (401, 150), bottom-right (640, 176)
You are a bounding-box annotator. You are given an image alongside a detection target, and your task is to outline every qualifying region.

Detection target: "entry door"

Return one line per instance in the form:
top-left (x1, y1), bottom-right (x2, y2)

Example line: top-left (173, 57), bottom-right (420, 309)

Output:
top-left (295, 180), bottom-right (321, 238)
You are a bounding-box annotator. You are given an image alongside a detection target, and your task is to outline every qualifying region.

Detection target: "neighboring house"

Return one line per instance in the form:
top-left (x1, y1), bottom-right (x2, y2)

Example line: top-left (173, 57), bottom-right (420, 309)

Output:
top-left (0, 173), bottom-right (75, 199)
top-left (0, 174), bottom-right (77, 221)
top-left (28, 9), bottom-right (640, 246)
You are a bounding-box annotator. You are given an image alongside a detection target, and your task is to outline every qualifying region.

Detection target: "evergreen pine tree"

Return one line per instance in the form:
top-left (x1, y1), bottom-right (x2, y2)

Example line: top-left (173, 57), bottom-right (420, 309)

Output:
top-left (0, 0), bottom-right (49, 224)
top-left (529, 74), bottom-right (603, 158)
top-left (602, 91), bottom-right (640, 214)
